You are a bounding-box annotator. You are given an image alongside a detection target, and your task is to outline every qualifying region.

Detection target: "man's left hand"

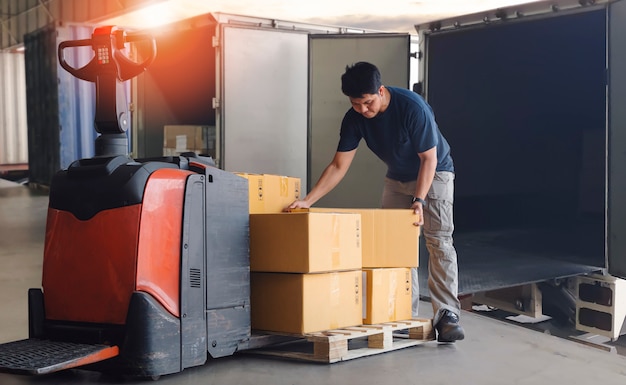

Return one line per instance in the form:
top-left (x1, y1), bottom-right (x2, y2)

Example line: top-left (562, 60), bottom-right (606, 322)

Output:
top-left (411, 202), bottom-right (424, 226)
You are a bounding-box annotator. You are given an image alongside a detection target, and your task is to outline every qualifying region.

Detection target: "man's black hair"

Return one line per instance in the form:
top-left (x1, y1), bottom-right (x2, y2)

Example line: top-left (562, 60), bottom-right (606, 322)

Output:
top-left (341, 62), bottom-right (382, 98)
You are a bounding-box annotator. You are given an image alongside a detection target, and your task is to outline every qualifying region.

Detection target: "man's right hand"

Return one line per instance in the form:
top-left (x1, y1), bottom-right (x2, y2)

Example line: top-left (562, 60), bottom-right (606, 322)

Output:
top-left (283, 200), bottom-right (311, 212)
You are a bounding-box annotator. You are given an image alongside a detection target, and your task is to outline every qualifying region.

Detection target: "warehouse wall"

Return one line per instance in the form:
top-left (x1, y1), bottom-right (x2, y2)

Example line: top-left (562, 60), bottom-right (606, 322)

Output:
top-left (0, 52), bottom-right (28, 166)
top-left (25, 23), bottom-right (96, 185)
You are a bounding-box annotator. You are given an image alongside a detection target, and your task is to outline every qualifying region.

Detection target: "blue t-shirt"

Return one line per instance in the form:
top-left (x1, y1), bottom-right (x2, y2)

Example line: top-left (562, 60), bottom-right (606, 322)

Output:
top-left (337, 86), bottom-right (454, 182)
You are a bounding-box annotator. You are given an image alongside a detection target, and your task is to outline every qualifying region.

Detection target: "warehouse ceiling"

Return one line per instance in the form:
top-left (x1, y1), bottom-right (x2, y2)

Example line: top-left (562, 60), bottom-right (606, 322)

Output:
top-left (0, 0), bottom-right (540, 50)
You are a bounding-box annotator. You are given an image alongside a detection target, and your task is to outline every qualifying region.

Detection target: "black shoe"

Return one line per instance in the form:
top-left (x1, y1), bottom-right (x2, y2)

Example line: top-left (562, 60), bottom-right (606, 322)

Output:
top-left (435, 310), bottom-right (465, 343)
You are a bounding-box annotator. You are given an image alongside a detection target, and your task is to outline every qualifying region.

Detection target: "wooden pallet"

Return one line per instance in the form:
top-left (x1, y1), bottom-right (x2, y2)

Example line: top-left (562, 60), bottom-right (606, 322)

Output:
top-left (249, 318), bottom-right (435, 363)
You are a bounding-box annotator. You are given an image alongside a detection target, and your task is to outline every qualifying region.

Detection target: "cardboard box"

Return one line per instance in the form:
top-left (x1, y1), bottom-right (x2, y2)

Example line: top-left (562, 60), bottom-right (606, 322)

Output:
top-left (235, 173), bottom-right (301, 213)
top-left (249, 212), bottom-right (362, 273)
top-left (237, 173), bottom-right (264, 213)
top-left (163, 125), bottom-right (215, 157)
top-left (298, 208), bottom-right (419, 268)
top-left (362, 268), bottom-right (412, 324)
top-left (250, 270), bottom-right (362, 334)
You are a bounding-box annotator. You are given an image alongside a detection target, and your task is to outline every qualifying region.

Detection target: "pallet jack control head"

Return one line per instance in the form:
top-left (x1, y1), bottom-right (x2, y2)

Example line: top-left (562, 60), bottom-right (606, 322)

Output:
top-left (58, 26), bottom-right (157, 156)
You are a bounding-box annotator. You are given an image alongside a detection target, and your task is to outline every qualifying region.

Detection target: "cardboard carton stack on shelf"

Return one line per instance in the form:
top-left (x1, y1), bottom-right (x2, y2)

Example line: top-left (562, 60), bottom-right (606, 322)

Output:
top-left (163, 125), bottom-right (216, 158)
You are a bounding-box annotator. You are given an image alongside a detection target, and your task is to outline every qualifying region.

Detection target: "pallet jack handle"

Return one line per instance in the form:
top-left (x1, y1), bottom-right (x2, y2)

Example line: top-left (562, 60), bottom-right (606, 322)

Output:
top-left (58, 26), bottom-right (157, 156)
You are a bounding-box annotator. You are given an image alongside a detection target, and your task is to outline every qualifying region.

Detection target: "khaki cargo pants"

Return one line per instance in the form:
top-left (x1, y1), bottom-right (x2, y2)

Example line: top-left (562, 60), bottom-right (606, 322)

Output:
top-left (381, 171), bottom-right (461, 326)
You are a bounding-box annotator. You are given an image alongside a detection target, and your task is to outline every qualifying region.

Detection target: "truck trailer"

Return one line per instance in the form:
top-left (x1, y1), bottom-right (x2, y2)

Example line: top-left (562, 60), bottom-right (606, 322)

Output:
top-left (414, 0), bottom-right (626, 338)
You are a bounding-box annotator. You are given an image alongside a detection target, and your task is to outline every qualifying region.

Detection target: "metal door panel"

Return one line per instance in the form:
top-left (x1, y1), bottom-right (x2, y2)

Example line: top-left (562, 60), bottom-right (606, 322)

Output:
top-left (309, 34), bottom-right (410, 208)
top-left (608, 0), bottom-right (626, 278)
top-left (221, 25), bottom-right (309, 189)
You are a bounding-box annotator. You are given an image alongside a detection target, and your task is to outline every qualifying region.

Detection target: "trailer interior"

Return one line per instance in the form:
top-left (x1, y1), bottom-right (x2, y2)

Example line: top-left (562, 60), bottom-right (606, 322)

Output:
top-left (417, 6), bottom-right (607, 304)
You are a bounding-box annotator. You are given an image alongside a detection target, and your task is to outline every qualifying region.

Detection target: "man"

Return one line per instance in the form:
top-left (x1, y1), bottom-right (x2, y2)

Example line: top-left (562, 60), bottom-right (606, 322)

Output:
top-left (287, 62), bottom-right (464, 342)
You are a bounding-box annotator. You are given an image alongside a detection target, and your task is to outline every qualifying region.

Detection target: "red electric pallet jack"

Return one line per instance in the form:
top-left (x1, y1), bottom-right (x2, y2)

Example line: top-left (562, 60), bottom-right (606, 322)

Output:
top-left (0, 26), bottom-right (251, 379)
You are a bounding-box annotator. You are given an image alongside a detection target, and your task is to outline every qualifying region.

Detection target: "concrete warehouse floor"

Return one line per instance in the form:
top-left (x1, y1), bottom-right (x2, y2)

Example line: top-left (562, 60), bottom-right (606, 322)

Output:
top-left (1, 180), bottom-right (626, 385)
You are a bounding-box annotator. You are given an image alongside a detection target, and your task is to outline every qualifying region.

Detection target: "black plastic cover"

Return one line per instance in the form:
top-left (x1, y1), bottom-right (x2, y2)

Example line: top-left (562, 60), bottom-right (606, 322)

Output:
top-left (49, 156), bottom-right (178, 220)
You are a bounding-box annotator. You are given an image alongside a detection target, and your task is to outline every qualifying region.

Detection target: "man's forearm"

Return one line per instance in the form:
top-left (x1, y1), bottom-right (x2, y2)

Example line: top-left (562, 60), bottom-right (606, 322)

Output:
top-left (287, 150), bottom-right (356, 210)
top-left (302, 163), bottom-right (347, 206)
top-left (414, 157), bottom-right (437, 200)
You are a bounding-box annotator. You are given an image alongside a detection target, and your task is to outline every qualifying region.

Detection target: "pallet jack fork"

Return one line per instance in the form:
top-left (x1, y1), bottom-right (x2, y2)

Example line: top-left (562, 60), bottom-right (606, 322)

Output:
top-left (0, 26), bottom-right (251, 379)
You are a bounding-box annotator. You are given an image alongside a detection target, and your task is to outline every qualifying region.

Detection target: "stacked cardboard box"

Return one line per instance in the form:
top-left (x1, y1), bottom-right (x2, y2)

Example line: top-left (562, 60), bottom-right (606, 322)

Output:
top-left (362, 267), bottom-right (412, 324)
top-left (251, 270), bottom-right (362, 334)
top-left (235, 173), bottom-right (300, 213)
top-left (249, 212), bottom-right (363, 334)
top-left (299, 208), bottom-right (419, 324)
top-left (249, 212), bottom-right (361, 273)
top-left (301, 208), bottom-right (419, 268)
top-left (243, 175), bottom-right (419, 331)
